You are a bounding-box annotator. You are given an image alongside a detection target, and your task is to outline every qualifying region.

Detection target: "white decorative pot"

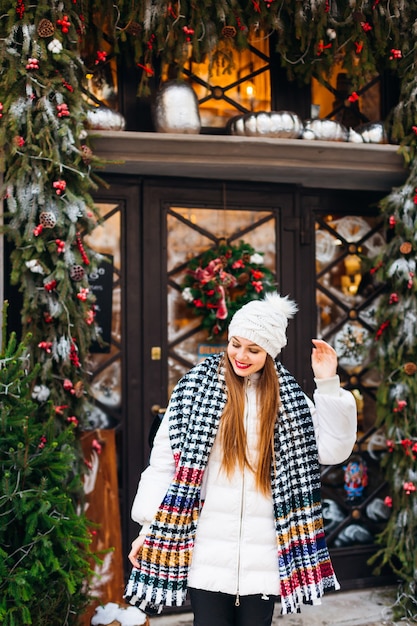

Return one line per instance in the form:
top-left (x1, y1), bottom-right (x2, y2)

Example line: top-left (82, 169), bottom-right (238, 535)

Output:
top-left (153, 80), bottom-right (201, 134)
top-left (86, 107), bottom-right (126, 131)
top-left (302, 118), bottom-right (348, 141)
top-left (228, 110), bottom-right (303, 138)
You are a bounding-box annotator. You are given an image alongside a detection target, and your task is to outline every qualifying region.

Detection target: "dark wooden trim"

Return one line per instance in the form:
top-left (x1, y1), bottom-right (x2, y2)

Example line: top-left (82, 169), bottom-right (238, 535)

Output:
top-left (92, 180), bottom-right (143, 568)
top-left (269, 36), bottom-right (311, 120)
top-left (91, 131), bottom-right (406, 193)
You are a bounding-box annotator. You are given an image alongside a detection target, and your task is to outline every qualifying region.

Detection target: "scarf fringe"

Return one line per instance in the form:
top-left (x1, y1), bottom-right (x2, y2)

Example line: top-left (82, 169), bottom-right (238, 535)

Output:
top-left (124, 569), bottom-right (187, 615)
top-left (280, 573), bottom-right (340, 614)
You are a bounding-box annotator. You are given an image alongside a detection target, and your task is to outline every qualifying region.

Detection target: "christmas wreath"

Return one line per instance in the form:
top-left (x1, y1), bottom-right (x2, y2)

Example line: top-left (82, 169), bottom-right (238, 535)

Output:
top-left (181, 240), bottom-right (276, 338)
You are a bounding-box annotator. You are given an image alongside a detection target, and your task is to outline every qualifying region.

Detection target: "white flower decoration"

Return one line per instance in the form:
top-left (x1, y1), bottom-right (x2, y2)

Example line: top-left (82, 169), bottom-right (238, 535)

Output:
top-left (250, 253), bottom-right (263, 265)
top-left (32, 385), bottom-right (51, 402)
top-left (25, 259), bottom-right (44, 274)
top-left (48, 39), bottom-right (63, 54)
top-left (182, 286), bottom-right (194, 302)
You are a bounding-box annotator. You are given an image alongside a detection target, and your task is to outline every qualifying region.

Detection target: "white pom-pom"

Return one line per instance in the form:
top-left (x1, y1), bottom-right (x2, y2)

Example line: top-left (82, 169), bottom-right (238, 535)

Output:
top-left (263, 292), bottom-right (298, 320)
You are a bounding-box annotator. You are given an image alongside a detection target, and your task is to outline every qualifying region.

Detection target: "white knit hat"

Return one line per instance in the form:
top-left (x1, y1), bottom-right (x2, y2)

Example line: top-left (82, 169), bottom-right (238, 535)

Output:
top-left (228, 293), bottom-right (298, 359)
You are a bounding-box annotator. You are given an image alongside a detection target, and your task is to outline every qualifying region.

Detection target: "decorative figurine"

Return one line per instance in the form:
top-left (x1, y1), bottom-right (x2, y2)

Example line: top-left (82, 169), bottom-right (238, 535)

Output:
top-left (344, 456), bottom-right (368, 501)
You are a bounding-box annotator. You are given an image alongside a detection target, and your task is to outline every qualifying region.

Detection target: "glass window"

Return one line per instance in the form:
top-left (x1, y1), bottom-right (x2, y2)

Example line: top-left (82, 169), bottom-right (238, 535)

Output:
top-left (180, 36), bottom-right (271, 128)
top-left (84, 203), bottom-right (122, 430)
top-left (316, 213), bottom-right (391, 549)
top-left (166, 206), bottom-right (276, 394)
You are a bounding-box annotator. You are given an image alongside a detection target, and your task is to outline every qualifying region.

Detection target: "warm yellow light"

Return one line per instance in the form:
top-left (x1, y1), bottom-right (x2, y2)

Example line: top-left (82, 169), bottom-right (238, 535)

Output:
top-left (86, 73), bottom-right (94, 80)
top-left (245, 83), bottom-right (256, 98)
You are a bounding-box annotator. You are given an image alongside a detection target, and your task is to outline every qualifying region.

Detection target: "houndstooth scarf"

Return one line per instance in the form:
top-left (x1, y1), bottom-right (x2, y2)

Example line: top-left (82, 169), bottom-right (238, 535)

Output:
top-left (124, 353), bottom-right (339, 615)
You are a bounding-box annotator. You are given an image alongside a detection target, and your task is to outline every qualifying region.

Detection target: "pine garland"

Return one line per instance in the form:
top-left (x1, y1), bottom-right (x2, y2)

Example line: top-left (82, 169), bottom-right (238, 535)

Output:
top-left (0, 0), bottom-right (103, 432)
top-left (367, 156), bottom-right (417, 620)
top-left (0, 1), bottom-right (104, 617)
top-left (358, 29), bottom-right (417, 618)
top-left (80, 0), bottom-right (417, 95)
top-left (388, 41), bottom-right (417, 163)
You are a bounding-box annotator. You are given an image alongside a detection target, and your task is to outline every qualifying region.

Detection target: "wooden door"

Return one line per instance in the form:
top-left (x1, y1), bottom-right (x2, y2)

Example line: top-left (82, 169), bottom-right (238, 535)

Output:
top-left (92, 176), bottom-right (306, 570)
top-left (91, 176), bottom-right (393, 591)
top-left (140, 177), bottom-right (304, 415)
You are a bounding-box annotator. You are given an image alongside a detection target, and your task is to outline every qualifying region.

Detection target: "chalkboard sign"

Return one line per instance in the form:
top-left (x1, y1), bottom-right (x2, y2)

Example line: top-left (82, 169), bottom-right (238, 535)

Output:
top-left (89, 256), bottom-right (113, 353)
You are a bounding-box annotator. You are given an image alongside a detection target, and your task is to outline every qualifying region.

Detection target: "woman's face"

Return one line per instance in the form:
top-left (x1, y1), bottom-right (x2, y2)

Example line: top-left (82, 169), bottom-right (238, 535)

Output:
top-left (227, 335), bottom-right (267, 377)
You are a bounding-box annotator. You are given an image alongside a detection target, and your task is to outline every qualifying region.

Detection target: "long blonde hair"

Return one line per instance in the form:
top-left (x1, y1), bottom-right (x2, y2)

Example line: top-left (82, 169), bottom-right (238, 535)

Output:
top-left (219, 353), bottom-right (280, 496)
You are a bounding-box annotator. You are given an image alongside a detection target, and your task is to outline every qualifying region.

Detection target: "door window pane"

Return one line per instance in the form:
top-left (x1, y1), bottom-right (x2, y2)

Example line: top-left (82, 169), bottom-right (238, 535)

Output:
top-left (167, 206), bottom-right (276, 394)
top-left (182, 37), bottom-right (271, 128)
top-left (84, 203), bottom-right (122, 430)
top-left (315, 213), bottom-right (391, 550)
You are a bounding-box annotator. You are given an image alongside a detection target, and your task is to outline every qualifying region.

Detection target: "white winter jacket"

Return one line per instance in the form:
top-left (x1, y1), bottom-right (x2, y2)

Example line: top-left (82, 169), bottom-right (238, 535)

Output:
top-left (131, 373), bottom-right (357, 600)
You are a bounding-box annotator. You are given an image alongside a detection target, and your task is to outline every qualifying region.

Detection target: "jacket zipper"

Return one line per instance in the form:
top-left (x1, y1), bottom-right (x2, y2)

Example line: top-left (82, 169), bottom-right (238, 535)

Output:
top-left (235, 466), bottom-right (245, 607)
top-left (235, 377), bottom-right (251, 607)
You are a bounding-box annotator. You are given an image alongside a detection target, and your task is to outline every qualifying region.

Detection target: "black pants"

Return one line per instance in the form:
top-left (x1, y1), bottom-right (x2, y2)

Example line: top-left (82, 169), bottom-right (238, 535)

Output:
top-left (189, 588), bottom-right (276, 626)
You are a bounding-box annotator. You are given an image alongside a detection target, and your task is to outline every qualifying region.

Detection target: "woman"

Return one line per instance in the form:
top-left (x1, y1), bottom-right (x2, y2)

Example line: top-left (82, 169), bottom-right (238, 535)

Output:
top-left (124, 293), bottom-right (357, 625)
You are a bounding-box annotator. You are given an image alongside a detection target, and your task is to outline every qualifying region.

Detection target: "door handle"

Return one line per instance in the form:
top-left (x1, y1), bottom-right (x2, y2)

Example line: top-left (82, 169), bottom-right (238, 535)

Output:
top-left (151, 404), bottom-right (167, 416)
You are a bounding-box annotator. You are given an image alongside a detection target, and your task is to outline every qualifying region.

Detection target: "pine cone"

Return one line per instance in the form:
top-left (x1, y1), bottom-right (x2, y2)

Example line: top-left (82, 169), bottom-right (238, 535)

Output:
top-left (400, 241), bottom-right (412, 254)
top-left (37, 18), bottom-right (55, 37)
top-left (403, 362), bottom-right (417, 376)
top-left (126, 21), bottom-right (142, 36)
top-left (222, 25), bottom-right (237, 38)
top-left (73, 381), bottom-right (85, 398)
top-left (70, 265), bottom-right (85, 281)
top-left (81, 144), bottom-right (93, 164)
top-left (39, 211), bottom-right (57, 228)
top-left (236, 272), bottom-right (250, 285)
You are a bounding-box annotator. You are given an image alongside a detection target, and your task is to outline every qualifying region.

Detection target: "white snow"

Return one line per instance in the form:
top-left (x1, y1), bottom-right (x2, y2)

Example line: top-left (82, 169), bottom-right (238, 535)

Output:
top-left (91, 602), bottom-right (148, 625)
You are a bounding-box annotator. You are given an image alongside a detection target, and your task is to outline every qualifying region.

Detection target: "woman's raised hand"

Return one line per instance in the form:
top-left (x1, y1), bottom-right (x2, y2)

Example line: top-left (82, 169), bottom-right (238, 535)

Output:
top-left (311, 339), bottom-right (338, 380)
